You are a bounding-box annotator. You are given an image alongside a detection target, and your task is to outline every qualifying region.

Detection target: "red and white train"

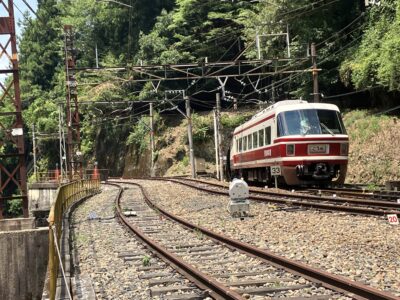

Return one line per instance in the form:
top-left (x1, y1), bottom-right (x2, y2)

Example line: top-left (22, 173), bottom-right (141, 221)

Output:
top-left (227, 100), bottom-right (349, 186)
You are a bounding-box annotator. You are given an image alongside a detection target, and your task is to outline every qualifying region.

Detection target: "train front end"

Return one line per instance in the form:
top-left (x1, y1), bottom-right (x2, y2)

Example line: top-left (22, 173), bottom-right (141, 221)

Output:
top-left (276, 103), bottom-right (348, 185)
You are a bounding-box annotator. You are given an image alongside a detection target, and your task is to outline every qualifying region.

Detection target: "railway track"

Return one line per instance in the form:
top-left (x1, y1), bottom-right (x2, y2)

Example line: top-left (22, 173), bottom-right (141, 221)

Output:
top-left (110, 180), bottom-right (399, 300)
top-left (300, 188), bottom-right (400, 202)
top-left (153, 177), bottom-right (400, 217)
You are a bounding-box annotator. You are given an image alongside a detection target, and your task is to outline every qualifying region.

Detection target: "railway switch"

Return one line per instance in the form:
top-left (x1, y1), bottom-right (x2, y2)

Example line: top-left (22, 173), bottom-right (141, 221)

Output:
top-left (228, 179), bottom-right (250, 217)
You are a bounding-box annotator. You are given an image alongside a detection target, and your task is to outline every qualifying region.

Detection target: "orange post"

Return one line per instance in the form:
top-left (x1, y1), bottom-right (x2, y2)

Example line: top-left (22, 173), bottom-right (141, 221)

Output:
top-left (93, 162), bottom-right (99, 180)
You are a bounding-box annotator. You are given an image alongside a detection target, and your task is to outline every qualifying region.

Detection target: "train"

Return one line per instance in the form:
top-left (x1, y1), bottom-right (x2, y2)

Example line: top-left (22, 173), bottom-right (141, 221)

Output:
top-left (227, 100), bottom-right (349, 186)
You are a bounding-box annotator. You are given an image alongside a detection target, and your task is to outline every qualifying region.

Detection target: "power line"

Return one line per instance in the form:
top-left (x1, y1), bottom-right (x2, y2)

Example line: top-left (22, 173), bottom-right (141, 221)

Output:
top-left (323, 85), bottom-right (381, 99)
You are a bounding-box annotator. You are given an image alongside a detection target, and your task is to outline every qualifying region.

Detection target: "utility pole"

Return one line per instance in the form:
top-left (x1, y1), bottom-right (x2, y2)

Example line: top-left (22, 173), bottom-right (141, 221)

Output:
top-left (185, 96), bottom-right (196, 178)
top-left (32, 125), bottom-right (38, 182)
top-left (286, 24), bottom-right (291, 58)
top-left (311, 43), bottom-right (320, 103)
top-left (216, 93), bottom-right (224, 181)
top-left (0, 0), bottom-right (28, 218)
top-left (213, 108), bottom-right (220, 180)
top-left (256, 32), bottom-right (261, 60)
top-left (95, 44), bottom-right (99, 68)
top-left (149, 103), bottom-right (155, 177)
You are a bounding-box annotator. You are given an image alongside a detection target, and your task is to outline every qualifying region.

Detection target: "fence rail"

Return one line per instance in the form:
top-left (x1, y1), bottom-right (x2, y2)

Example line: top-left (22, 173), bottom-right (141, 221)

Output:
top-left (47, 179), bottom-right (100, 300)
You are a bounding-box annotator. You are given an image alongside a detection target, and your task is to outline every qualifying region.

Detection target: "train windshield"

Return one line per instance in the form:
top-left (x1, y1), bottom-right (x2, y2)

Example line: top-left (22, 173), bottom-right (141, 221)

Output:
top-left (277, 109), bottom-right (346, 137)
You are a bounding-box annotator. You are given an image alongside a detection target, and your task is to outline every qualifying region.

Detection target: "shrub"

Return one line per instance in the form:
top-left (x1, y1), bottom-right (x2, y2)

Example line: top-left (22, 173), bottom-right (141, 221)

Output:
top-left (191, 113), bottom-right (212, 143)
top-left (7, 199), bottom-right (22, 217)
top-left (220, 113), bottom-right (253, 129)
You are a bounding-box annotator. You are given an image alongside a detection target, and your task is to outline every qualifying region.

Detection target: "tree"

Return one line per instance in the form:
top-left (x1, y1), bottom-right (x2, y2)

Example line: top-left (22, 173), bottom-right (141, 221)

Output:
top-left (341, 0), bottom-right (400, 91)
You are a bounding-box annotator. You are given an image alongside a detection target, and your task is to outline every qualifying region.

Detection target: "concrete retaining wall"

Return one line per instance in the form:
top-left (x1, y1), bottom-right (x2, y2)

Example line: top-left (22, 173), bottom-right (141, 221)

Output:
top-left (28, 183), bottom-right (59, 215)
top-left (0, 228), bottom-right (49, 300)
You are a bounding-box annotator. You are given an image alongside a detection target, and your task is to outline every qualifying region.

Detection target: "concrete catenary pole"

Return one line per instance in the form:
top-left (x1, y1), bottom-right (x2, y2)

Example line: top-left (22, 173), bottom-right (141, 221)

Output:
top-left (213, 108), bottom-right (220, 180)
top-left (58, 104), bottom-right (67, 180)
top-left (216, 93), bottom-right (224, 181)
top-left (185, 96), bottom-right (196, 178)
top-left (311, 43), bottom-right (320, 103)
top-left (32, 124), bottom-right (38, 182)
top-left (149, 102), bottom-right (155, 177)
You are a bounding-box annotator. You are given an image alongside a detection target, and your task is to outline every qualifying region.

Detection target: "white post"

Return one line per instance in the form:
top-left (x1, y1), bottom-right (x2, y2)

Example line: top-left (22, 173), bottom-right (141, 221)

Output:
top-left (256, 33), bottom-right (261, 60)
top-left (95, 44), bottom-right (99, 68)
top-left (185, 96), bottom-right (196, 178)
top-left (286, 24), bottom-right (291, 58)
top-left (213, 108), bottom-right (220, 180)
top-left (32, 124), bottom-right (38, 182)
top-left (149, 103), bottom-right (155, 177)
top-left (216, 94), bottom-right (224, 181)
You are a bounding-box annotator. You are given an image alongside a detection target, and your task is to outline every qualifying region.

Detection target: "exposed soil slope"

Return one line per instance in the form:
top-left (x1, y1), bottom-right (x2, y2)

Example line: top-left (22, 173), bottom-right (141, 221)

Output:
top-left (343, 110), bottom-right (400, 185)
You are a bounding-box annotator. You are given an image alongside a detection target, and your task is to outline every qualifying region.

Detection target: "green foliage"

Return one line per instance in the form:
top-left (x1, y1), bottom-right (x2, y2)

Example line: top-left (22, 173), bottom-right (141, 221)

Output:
top-left (126, 116), bottom-right (150, 153)
top-left (142, 255), bottom-right (151, 266)
top-left (7, 199), bottom-right (23, 217)
top-left (9, 0), bottom-right (399, 184)
top-left (343, 110), bottom-right (389, 142)
top-left (182, 156), bottom-right (189, 167)
top-left (191, 113), bottom-right (212, 143)
top-left (340, 0), bottom-right (400, 91)
top-left (19, 0), bottom-right (62, 91)
top-left (220, 113), bottom-right (253, 129)
top-left (239, 0), bottom-right (363, 99)
top-left (135, 0), bottom-right (245, 65)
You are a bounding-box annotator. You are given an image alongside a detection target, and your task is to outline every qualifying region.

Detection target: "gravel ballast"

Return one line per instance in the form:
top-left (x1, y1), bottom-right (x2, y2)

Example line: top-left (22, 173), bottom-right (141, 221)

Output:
top-left (71, 185), bottom-right (204, 299)
top-left (135, 179), bottom-right (400, 297)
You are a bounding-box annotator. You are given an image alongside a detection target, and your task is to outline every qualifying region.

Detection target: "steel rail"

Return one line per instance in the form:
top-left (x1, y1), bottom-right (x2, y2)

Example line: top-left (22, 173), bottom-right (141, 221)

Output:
top-left (109, 182), bottom-right (245, 300)
top-left (168, 178), bottom-right (400, 215)
top-left (111, 180), bottom-right (399, 300)
top-left (305, 188), bottom-right (400, 201)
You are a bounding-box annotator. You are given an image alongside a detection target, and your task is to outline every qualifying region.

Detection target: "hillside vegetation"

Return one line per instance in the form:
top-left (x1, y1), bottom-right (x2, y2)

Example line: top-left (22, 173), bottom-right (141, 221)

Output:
top-left (343, 111), bottom-right (400, 185)
top-left (1, 0), bottom-right (400, 187)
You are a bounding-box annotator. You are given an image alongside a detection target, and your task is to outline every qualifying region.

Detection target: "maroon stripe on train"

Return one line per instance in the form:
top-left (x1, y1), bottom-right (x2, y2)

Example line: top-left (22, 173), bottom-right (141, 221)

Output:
top-left (233, 143), bottom-right (347, 164)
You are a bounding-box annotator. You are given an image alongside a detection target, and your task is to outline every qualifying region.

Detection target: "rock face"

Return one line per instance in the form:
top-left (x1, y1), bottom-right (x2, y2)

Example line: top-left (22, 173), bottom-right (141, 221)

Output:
top-left (123, 145), bottom-right (151, 178)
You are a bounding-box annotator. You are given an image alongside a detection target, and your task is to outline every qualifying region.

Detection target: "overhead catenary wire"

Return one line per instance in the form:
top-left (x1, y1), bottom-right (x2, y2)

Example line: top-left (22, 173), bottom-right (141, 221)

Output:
top-left (67, 0), bottom-right (368, 112)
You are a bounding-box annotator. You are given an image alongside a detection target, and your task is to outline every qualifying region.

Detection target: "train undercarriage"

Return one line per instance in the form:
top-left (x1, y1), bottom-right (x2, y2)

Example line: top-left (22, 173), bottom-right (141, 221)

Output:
top-left (229, 163), bottom-right (347, 187)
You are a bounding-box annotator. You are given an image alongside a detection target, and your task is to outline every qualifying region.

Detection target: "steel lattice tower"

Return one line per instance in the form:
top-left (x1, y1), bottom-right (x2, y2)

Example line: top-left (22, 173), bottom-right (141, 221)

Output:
top-left (0, 0), bottom-right (28, 218)
top-left (64, 25), bottom-right (82, 180)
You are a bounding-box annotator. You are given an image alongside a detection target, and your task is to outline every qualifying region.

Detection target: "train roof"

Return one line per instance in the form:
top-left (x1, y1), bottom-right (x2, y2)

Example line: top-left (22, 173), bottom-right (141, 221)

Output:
top-left (233, 100), bottom-right (341, 134)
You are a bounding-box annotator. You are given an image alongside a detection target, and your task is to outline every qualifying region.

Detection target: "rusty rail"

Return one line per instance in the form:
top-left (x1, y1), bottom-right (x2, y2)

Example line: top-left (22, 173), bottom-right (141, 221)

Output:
top-left (165, 178), bottom-right (400, 216)
top-left (110, 182), bottom-right (245, 300)
top-left (47, 179), bottom-right (100, 300)
top-left (112, 180), bottom-right (399, 300)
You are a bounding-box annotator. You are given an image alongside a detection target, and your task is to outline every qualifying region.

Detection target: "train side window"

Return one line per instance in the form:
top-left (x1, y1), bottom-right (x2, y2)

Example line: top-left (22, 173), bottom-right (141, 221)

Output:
top-left (259, 129), bottom-right (264, 147)
top-left (239, 138), bottom-right (242, 152)
top-left (253, 132), bottom-right (258, 148)
top-left (243, 136), bottom-right (247, 151)
top-left (236, 139), bottom-right (239, 152)
top-left (266, 127), bottom-right (271, 145)
top-left (248, 134), bottom-right (252, 150)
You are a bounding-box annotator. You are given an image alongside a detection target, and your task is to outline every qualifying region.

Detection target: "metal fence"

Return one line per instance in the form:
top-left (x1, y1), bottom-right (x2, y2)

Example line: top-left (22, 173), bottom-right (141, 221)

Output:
top-left (47, 179), bottom-right (100, 300)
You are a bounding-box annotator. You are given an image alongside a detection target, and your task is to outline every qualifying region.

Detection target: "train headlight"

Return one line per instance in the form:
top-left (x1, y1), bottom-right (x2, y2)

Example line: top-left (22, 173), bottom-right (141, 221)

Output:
top-left (286, 144), bottom-right (295, 156)
top-left (340, 143), bottom-right (349, 155)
